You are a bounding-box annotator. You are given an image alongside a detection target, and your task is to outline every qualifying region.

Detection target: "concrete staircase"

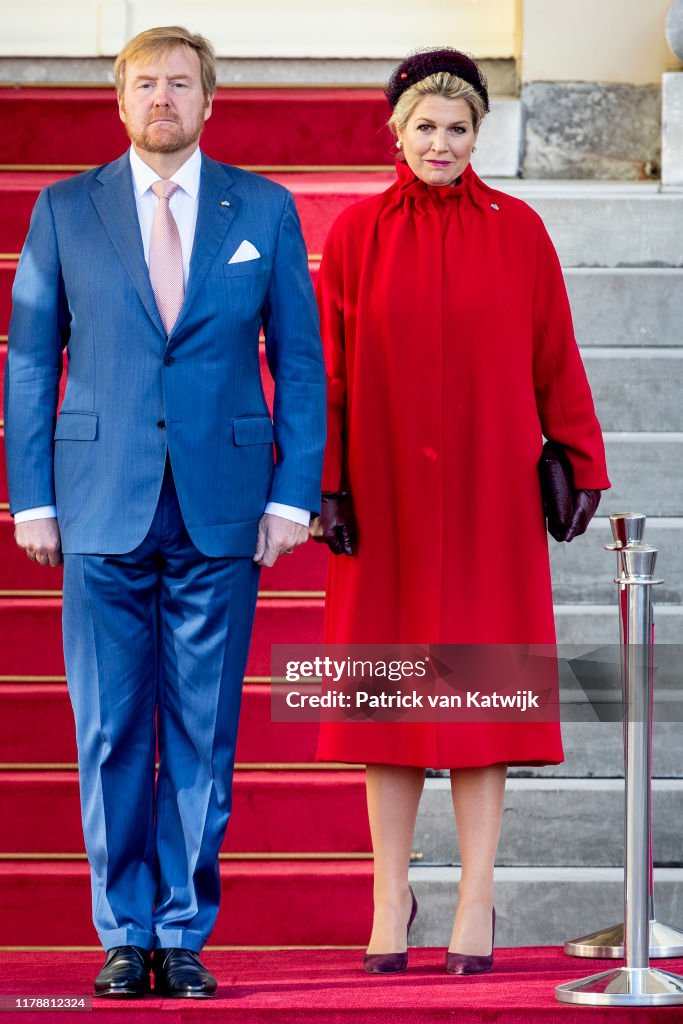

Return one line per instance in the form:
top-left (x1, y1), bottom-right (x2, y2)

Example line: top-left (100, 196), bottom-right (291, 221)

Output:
top-left (410, 179), bottom-right (683, 946)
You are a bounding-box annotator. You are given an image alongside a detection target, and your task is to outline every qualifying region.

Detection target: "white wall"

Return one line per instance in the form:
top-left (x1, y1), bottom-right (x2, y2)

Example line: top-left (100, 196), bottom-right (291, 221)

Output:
top-left (6, 1), bottom-right (676, 85)
top-left (3, 0), bottom-right (518, 58)
top-left (522, 0), bottom-right (677, 84)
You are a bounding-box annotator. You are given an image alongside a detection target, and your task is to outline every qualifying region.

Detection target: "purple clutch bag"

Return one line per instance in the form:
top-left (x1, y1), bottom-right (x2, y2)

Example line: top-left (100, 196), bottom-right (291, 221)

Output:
top-left (539, 441), bottom-right (574, 542)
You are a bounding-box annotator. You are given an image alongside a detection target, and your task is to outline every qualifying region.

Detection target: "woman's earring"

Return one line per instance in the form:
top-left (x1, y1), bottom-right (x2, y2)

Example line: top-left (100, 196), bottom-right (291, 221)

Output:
top-left (396, 140), bottom-right (402, 150)
top-left (472, 146), bottom-right (477, 152)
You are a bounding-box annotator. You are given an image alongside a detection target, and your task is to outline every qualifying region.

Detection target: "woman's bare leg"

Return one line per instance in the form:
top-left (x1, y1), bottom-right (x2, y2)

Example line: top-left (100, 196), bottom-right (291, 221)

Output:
top-left (448, 763), bottom-right (507, 954)
top-left (365, 763), bottom-right (425, 953)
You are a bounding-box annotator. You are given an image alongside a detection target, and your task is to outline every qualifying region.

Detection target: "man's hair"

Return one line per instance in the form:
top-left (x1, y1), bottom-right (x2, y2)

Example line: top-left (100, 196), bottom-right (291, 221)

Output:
top-left (115, 26), bottom-right (216, 99)
top-left (388, 72), bottom-right (486, 136)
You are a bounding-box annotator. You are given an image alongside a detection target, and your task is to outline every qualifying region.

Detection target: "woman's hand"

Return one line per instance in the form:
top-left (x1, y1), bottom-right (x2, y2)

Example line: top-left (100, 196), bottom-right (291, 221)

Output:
top-left (564, 489), bottom-right (601, 542)
top-left (309, 491), bottom-right (356, 555)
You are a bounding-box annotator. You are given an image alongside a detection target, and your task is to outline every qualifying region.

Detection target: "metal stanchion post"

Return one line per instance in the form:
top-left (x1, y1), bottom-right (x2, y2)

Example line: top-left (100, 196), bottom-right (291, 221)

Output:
top-left (556, 517), bottom-right (683, 1005)
top-left (564, 514), bottom-right (683, 960)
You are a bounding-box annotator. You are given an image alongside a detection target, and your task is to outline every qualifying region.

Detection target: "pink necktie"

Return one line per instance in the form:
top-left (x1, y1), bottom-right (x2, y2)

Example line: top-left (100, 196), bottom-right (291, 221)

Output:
top-left (149, 180), bottom-right (184, 335)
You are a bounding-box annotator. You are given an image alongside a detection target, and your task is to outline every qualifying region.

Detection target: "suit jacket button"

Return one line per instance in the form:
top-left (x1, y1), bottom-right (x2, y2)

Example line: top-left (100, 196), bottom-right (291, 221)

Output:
top-left (157, 420), bottom-right (166, 429)
top-left (163, 356), bottom-right (175, 366)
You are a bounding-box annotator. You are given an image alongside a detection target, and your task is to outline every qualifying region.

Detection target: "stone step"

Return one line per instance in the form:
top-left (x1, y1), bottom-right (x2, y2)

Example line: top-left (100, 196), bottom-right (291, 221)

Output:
top-left (408, 865), bottom-right (683, 947)
top-left (550, 517), bottom-right (683, 604)
top-left (602, 433), bottom-right (683, 515)
top-left (567, 269), bottom-right (683, 348)
top-left (487, 180), bottom-right (683, 268)
top-left (413, 778), bottom-right (683, 868)
top-left (0, 57), bottom-right (518, 95)
top-left (555, 604), bottom-right (682, 646)
top-left (472, 99), bottom-right (521, 178)
top-left (582, 350), bottom-right (683, 432)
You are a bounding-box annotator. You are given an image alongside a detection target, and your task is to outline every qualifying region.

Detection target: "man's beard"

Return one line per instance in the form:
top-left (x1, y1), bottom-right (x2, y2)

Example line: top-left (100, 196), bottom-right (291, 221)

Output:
top-left (124, 110), bottom-right (205, 154)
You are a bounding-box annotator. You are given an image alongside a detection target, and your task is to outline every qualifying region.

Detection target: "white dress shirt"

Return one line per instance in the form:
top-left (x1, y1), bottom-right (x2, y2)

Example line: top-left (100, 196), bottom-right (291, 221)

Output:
top-left (15, 146), bottom-right (310, 528)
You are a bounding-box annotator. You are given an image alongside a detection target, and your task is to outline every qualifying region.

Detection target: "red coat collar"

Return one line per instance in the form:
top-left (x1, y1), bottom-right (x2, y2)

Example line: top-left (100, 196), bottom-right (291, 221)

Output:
top-left (392, 159), bottom-right (493, 211)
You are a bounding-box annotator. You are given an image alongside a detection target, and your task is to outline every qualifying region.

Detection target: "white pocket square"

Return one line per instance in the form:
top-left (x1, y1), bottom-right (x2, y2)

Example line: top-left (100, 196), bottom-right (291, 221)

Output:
top-left (228, 240), bottom-right (261, 264)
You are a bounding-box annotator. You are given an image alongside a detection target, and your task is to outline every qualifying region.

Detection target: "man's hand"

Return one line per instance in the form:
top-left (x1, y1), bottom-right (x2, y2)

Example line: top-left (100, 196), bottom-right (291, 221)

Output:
top-left (14, 517), bottom-right (63, 567)
top-left (253, 513), bottom-right (309, 567)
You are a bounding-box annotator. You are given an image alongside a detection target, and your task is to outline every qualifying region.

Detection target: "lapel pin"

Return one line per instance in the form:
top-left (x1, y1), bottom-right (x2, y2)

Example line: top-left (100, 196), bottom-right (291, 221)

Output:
top-left (220, 200), bottom-right (231, 207)
top-left (490, 203), bottom-right (500, 211)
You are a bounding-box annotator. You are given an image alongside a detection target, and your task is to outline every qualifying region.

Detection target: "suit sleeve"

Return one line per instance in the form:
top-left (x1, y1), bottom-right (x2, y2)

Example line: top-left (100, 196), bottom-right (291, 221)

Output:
top-left (4, 187), bottom-right (69, 515)
top-left (315, 219), bottom-right (347, 493)
top-left (261, 191), bottom-right (326, 515)
top-left (532, 220), bottom-right (610, 490)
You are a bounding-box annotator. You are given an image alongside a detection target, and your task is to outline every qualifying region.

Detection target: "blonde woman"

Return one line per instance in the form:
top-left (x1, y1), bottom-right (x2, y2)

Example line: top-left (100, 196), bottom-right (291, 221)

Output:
top-left (311, 48), bottom-right (608, 974)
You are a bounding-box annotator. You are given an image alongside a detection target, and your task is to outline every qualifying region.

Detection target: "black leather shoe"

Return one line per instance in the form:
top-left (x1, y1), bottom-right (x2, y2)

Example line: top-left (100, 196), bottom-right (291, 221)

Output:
top-left (94, 946), bottom-right (151, 998)
top-left (153, 948), bottom-right (217, 999)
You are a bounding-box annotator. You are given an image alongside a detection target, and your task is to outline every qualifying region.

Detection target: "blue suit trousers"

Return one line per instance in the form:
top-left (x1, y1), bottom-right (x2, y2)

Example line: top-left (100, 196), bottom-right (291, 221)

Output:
top-left (62, 462), bottom-right (260, 951)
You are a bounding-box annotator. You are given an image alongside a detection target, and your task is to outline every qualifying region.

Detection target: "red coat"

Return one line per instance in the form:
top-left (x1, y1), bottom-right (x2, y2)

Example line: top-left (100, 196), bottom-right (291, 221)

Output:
top-left (315, 161), bottom-right (610, 769)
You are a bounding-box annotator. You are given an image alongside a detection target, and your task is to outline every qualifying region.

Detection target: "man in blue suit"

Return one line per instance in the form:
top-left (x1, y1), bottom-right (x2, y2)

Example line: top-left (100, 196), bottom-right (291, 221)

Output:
top-left (5, 26), bottom-right (325, 999)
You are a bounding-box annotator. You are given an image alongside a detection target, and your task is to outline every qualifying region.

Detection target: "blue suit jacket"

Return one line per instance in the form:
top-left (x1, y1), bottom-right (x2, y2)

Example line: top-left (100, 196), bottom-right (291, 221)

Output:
top-left (5, 152), bottom-right (325, 556)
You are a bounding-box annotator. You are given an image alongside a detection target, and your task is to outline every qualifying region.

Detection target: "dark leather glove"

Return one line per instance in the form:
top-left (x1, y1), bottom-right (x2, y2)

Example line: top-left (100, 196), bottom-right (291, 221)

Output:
top-left (563, 489), bottom-right (601, 542)
top-left (309, 491), bottom-right (356, 555)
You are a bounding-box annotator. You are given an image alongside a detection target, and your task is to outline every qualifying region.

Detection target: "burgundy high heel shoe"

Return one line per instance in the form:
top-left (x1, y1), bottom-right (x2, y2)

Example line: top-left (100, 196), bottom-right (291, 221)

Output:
top-left (363, 887), bottom-right (418, 974)
top-left (445, 907), bottom-right (496, 975)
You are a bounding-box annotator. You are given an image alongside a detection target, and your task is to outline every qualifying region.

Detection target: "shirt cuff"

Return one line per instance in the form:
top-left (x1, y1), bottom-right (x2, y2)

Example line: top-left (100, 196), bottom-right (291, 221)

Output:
top-left (13, 505), bottom-right (58, 524)
top-left (264, 502), bottom-right (310, 527)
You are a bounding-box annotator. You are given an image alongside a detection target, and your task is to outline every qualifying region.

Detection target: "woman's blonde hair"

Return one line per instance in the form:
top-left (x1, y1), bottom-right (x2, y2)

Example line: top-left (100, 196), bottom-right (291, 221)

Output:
top-left (388, 72), bottom-right (487, 136)
top-left (115, 26), bottom-right (216, 99)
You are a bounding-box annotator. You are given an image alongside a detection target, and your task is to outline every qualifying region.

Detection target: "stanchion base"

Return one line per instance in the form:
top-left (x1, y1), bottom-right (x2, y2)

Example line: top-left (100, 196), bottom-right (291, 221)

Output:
top-left (556, 967), bottom-right (683, 1006)
top-left (565, 919), bottom-right (683, 958)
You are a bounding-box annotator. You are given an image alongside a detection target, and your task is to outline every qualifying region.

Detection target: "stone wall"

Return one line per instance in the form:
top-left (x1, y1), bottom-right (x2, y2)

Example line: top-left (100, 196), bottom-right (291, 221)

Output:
top-left (521, 83), bottom-right (662, 180)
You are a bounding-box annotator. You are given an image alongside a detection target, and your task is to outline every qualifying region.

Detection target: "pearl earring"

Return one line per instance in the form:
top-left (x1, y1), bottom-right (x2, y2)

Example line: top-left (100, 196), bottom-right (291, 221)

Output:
top-left (396, 140), bottom-right (402, 149)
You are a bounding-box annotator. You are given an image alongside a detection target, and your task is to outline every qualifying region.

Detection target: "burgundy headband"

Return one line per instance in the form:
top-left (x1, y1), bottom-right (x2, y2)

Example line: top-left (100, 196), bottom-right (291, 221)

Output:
top-left (386, 47), bottom-right (490, 113)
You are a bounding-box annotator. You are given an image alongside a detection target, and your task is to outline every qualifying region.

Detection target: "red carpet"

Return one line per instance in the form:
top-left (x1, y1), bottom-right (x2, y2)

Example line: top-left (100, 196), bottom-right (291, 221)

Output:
top-left (0, 171), bottom-right (392, 265)
top-left (0, 597), bottom-right (324, 677)
top-left (0, 172), bottom-right (71, 254)
top-left (0, 168), bottom-right (387, 364)
top-left (0, 684), bottom-right (324, 766)
top-left (0, 435), bottom-right (7, 510)
top-left (0, 862), bottom-right (374, 947)
top-left (0, 265), bottom-right (15, 334)
top-left (0, 770), bottom-right (369, 853)
top-left (2, 948), bottom-right (683, 1023)
top-left (0, 88), bottom-right (394, 168)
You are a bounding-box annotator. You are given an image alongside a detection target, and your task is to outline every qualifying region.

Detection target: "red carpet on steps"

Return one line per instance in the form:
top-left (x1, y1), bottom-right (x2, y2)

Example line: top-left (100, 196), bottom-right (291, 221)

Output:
top-left (0, 88), bottom-right (394, 168)
top-left (0, 170), bottom-right (393, 343)
top-left (0, 171), bottom-right (393, 259)
top-left (0, 684), bottom-right (323, 765)
top-left (0, 862), bottom-right (375, 947)
top-left (0, 771), bottom-right (370, 853)
top-left (0, 597), bottom-right (324, 677)
top-left (3, 948), bottom-right (683, 1023)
